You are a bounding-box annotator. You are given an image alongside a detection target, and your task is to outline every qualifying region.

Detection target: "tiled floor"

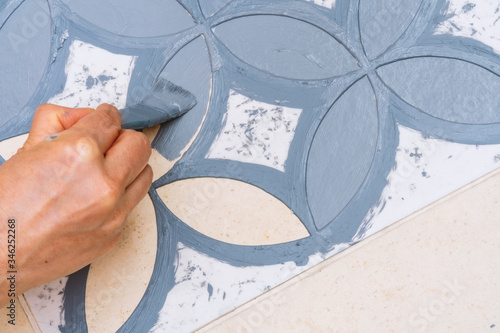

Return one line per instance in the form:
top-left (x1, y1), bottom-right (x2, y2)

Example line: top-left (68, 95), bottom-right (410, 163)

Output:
top-left (200, 168), bottom-right (500, 332)
top-left (5, 167), bottom-right (500, 332)
top-left (2, 0), bottom-right (500, 331)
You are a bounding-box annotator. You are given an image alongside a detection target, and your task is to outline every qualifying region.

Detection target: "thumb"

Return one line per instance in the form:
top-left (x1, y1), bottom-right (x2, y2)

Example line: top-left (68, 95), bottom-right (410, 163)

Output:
top-left (24, 104), bottom-right (95, 148)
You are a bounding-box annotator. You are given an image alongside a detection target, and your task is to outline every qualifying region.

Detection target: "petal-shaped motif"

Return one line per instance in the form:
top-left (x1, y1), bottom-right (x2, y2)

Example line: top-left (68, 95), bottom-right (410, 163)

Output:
top-left (213, 15), bottom-right (359, 80)
top-left (360, 0), bottom-right (423, 60)
top-left (0, 134), bottom-right (28, 161)
top-left (86, 195), bottom-right (157, 333)
top-left (158, 178), bottom-right (310, 246)
top-left (61, 0), bottom-right (195, 37)
top-left (377, 57), bottom-right (500, 124)
top-left (307, 77), bottom-right (378, 230)
top-left (198, 0), bottom-right (232, 18)
top-left (0, 0), bottom-right (50, 128)
top-left (153, 36), bottom-right (212, 161)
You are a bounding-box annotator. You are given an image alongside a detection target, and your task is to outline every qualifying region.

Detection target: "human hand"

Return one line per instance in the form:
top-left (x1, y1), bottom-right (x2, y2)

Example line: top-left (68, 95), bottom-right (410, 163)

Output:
top-left (0, 103), bottom-right (152, 306)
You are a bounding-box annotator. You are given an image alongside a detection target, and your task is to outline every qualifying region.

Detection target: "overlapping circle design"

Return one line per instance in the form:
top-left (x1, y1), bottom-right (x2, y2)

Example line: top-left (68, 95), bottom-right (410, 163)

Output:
top-left (1, 0), bottom-right (500, 331)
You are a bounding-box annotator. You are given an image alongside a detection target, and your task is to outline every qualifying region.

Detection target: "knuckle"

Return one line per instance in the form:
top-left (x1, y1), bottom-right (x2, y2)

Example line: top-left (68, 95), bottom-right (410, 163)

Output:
top-left (99, 182), bottom-right (121, 210)
top-left (97, 103), bottom-right (122, 127)
top-left (58, 135), bottom-right (100, 166)
top-left (75, 135), bottom-right (100, 158)
top-left (118, 130), bottom-right (152, 157)
top-left (36, 103), bottom-right (55, 114)
top-left (128, 130), bottom-right (152, 154)
top-left (98, 108), bottom-right (121, 133)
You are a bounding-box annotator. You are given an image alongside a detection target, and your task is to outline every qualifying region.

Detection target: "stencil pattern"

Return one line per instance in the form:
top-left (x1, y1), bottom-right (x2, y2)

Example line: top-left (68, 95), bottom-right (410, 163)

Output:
top-left (1, 0), bottom-right (500, 332)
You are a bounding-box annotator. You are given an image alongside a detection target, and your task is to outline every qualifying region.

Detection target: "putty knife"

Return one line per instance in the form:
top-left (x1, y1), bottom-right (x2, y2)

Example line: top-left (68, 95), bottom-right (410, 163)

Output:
top-left (120, 78), bottom-right (197, 130)
top-left (45, 78), bottom-right (196, 141)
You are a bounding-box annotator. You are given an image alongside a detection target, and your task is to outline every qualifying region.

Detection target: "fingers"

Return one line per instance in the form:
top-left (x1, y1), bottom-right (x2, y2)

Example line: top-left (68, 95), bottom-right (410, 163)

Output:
top-left (97, 165), bottom-right (152, 242)
top-left (122, 164), bottom-right (153, 213)
top-left (25, 104), bottom-right (95, 148)
top-left (104, 129), bottom-right (152, 188)
top-left (66, 103), bottom-right (122, 153)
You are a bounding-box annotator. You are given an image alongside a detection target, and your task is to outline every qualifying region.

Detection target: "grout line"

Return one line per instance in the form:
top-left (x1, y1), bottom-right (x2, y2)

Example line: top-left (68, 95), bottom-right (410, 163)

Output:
top-left (19, 294), bottom-right (42, 333)
top-left (197, 165), bottom-right (500, 331)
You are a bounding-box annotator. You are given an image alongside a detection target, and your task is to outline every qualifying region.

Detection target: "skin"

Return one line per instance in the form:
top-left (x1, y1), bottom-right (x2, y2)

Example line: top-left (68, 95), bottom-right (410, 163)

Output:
top-left (0, 103), bottom-right (153, 307)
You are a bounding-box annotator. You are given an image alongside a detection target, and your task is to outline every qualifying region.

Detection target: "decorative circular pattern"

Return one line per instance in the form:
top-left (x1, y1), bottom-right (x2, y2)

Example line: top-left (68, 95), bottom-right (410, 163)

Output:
top-left (1, 0), bottom-right (500, 331)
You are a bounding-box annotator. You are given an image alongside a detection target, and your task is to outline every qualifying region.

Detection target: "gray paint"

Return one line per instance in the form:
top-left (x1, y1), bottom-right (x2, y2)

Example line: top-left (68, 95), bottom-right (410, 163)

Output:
top-left (60, 0), bottom-right (195, 37)
top-left (120, 78), bottom-right (197, 130)
top-left (0, 0), bottom-right (50, 129)
top-left (307, 77), bottom-right (378, 230)
top-left (360, 0), bottom-right (423, 60)
top-left (213, 15), bottom-right (359, 80)
top-left (377, 57), bottom-right (500, 124)
top-left (198, 0), bottom-right (232, 18)
top-left (153, 36), bottom-right (212, 160)
top-left (1, 0), bottom-right (500, 332)
top-left (207, 283), bottom-right (214, 301)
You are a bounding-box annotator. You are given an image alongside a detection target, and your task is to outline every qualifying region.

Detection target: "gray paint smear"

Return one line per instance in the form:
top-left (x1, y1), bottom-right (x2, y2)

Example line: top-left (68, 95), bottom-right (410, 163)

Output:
top-left (377, 57), bottom-right (500, 124)
top-left (154, 36), bottom-right (212, 160)
top-left (360, 0), bottom-right (423, 60)
top-left (61, 0), bottom-right (195, 37)
top-left (213, 15), bottom-right (359, 80)
top-left (1, 0), bottom-right (500, 332)
top-left (198, 0), bottom-right (232, 18)
top-left (307, 77), bottom-right (378, 230)
top-left (0, 0), bottom-right (50, 128)
top-left (207, 283), bottom-right (214, 301)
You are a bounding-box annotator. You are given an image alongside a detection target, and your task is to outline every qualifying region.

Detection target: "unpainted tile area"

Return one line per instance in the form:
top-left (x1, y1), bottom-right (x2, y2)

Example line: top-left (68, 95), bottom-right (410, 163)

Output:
top-left (202, 169), bottom-right (500, 333)
top-left (0, 134), bottom-right (28, 160)
top-left (1, 0), bottom-right (500, 331)
top-left (207, 90), bottom-right (302, 172)
top-left (158, 178), bottom-right (309, 246)
top-left (85, 196), bottom-right (157, 333)
top-left (48, 40), bottom-right (136, 109)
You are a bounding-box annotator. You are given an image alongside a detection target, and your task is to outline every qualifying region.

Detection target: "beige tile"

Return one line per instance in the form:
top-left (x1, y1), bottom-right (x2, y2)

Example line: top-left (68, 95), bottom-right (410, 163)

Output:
top-left (201, 168), bottom-right (500, 332)
top-left (0, 134), bottom-right (28, 160)
top-left (85, 195), bottom-right (157, 333)
top-left (158, 177), bottom-right (309, 246)
top-left (0, 297), bottom-right (35, 332)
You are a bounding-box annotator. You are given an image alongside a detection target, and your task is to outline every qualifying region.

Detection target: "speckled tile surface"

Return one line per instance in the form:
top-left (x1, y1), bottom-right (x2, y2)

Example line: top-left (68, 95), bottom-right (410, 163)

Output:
top-left (201, 167), bottom-right (500, 332)
top-left (1, 0), bottom-right (500, 331)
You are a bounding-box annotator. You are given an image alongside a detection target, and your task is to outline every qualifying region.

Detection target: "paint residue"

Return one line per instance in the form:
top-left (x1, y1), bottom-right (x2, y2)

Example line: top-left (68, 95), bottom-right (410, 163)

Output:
top-left (24, 277), bottom-right (68, 332)
top-left (150, 243), bottom-right (330, 332)
top-left (207, 283), bottom-right (213, 301)
top-left (52, 30), bottom-right (69, 62)
top-left (207, 90), bottom-right (302, 172)
top-left (435, 0), bottom-right (500, 54)
top-left (48, 40), bottom-right (136, 109)
top-left (353, 125), bottom-right (500, 241)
